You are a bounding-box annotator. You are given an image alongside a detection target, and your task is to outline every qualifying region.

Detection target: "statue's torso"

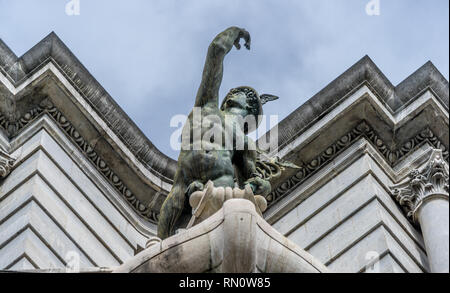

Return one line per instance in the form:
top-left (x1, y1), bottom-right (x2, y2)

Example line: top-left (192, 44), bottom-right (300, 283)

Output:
top-left (177, 105), bottom-right (246, 187)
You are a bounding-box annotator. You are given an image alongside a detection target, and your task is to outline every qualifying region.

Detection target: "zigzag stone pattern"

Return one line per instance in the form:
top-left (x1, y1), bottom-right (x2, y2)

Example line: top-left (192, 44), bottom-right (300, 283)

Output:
top-left (1, 33), bottom-right (448, 223)
top-left (269, 58), bottom-right (449, 153)
top-left (0, 98), bottom-right (159, 223)
top-left (1, 98), bottom-right (448, 216)
top-left (267, 121), bottom-right (449, 207)
top-left (0, 34), bottom-right (177, 183)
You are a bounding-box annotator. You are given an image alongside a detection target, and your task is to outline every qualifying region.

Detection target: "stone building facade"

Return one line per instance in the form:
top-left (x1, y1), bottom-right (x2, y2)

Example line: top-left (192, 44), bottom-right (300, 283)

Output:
top-left (0, 33), bottom-right (448, 273)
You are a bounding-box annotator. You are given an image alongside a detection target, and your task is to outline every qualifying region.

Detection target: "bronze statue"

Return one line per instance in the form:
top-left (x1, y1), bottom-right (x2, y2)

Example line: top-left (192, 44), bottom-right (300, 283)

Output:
top-left (157, 27), bottom-right (282, 239)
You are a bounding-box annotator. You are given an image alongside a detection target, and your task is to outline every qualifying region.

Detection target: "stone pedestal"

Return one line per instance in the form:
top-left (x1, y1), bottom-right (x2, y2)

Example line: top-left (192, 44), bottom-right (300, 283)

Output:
top-left (391, 149), bottom-right (449, 273)
top-left (113, 199), bottom-right (328, 273)
top-left (187, 180), bottom-right (267, 229)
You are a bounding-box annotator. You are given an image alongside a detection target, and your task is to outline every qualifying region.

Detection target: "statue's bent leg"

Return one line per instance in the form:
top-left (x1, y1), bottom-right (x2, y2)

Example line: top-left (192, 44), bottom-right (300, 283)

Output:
top-left (157, 183), bottom-right (186, 239)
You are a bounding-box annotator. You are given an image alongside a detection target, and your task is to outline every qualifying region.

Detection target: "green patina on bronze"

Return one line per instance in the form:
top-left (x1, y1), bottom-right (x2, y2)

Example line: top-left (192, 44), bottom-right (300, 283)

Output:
top-left (157, 27), bottom-right (282, 239)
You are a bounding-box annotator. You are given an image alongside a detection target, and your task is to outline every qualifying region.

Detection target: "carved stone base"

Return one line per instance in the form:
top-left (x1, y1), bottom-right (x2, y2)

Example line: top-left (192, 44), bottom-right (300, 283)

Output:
top-left (187, 180), bottom-right (267, 228)
top-left (113, 199), bottom-right (327, 273)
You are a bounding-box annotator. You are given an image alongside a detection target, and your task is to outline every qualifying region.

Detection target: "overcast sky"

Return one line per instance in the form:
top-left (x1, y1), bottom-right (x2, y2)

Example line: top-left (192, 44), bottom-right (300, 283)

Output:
top-left (1, 0), bottom-right (448, 159)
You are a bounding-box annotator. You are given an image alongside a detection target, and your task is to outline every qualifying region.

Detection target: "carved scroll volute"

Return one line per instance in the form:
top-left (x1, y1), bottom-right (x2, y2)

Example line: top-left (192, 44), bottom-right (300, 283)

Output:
top-left (0, 148), bottom-right (15, 179)
top-left (391, 149), bottom-right (449, 224)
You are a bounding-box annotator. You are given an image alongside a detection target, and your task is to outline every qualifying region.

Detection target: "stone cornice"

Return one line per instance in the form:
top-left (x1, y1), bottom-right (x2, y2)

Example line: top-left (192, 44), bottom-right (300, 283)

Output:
top-left (6, 97), bottom-right (446, 218)
top-left (267, 121), bottom-right (449, 208)
top-left (0, 147), bottom-right (15, 178)
top-left (391, 149), bottom-right (449, 224)
top-left (1, 99), bottom-right (448, 217)
top-left (0, 98), bottom-right (159, 223)
top-left (1, 34), bottom-right (448, 190)
top-left (1, 33), bottom-right (449, 222)
top-left (0, 33), bottom-right (176, 184)
top-left (5, 99), bottom-right (449, 219)
top-left (260, 57), bottom-right (449, 153)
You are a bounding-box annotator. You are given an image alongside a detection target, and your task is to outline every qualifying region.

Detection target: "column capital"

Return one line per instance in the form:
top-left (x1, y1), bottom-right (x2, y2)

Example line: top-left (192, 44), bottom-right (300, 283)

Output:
top-left (0, 148), bottom-right (15, 179)
top-left (391, 149), bottom-right (449, 224)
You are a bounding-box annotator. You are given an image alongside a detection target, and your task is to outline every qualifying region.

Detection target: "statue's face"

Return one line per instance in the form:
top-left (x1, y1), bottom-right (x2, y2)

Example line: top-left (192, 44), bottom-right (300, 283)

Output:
top-left (221, 87), bottom-right (262, 133)
top-left (221, 88), bottom-right (252, 118)
top-left (221, 87), bottom-right (260, 118)
top-left (221, 87), bottom-right (261, 134)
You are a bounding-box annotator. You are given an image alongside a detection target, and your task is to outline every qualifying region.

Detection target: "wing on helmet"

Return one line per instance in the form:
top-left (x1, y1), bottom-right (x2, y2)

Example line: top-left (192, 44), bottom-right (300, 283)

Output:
top-left (260, 94), bottom-right (279, 105)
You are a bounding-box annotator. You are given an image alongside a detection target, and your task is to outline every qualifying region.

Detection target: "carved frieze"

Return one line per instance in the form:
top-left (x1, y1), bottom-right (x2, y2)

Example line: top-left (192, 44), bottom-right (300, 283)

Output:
top-left (267, 121), bottom-right (449, 207)
top-left (1, 101), bottom-right (448, 218)
top-left (0, 98), bottom-right (160, 223)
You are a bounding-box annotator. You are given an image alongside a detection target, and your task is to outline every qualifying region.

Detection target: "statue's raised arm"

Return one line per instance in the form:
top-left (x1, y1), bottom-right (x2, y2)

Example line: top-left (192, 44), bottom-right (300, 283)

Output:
top-left (157, 27), bottom-right (288, 240)
top-left (194, 27), bottom-right (251, 108)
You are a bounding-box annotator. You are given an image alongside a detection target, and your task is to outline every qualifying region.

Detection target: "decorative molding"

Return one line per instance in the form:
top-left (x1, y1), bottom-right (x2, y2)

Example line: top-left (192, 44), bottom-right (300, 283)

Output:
top-left (267, 121), bottom-right (449, 207)
top-left (1, 33), bottom-right (179, 182)
top-left (391, 149), bottom-right (449, 224)
top-left (0, 105), bottom-right (45, 138)
top-left (1, 101), bottom-right (449, 220)
top-left (0, 98), bottom-right (160, 223)
top-left (0, 148), bottom-right (15, 178)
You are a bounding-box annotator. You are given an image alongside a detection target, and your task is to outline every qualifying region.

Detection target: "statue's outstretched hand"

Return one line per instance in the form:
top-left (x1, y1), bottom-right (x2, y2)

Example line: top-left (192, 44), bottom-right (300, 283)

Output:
top-left (196, 26), bottom-right (251, 106)
top-left (233, 28), bottom-right (251, 50)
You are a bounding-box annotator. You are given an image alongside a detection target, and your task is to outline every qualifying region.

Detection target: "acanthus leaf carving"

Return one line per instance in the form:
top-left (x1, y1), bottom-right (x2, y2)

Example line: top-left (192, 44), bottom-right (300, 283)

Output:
top-left (391, 149), bottom-right (449, 224)
top-left (0, 148), bottom-right (15, 178)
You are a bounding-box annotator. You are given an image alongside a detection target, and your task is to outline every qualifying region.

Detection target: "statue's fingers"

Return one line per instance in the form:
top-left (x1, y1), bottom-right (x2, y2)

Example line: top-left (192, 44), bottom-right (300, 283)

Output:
top-left (240, 28), bottom-right (249, 38)
top-left (242, 30), bottom-right (251, 50)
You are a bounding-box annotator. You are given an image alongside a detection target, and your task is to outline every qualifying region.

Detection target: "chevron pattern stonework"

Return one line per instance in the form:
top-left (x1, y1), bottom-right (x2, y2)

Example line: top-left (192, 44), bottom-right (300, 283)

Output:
top-left (0, 33), bottom-right (448, 272)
